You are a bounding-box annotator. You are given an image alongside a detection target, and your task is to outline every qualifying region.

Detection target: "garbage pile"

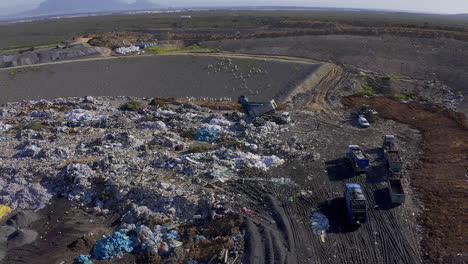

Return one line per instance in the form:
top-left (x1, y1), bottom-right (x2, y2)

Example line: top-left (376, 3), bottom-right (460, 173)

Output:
top-left (115, 46), bottom-right (142, 55)
top-left (0, 96), bottom-right (297, 262)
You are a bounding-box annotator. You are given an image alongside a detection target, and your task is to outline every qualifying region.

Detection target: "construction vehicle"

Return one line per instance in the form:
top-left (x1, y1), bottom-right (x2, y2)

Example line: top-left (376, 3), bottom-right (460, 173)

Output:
top-left (238, 96), bottom-right (277, 118)
top-left (358, 115), bottom-right (370, 128)
top-left (346, 145), bottom-right (370, 174)
top-left (358, 104), bottom-right (378, 123)
top-left (344, 183), bottom-right (367, 225)
top-left (387, 178), bottom-right (406, 204)
top-left (382, 135), bottom-right (406, 204)
top-left (382, 135), bottom-right (403, 177)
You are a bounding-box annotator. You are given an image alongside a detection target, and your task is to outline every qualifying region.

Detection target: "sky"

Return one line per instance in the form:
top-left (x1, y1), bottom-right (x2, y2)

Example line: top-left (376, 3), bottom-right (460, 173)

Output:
top-left (0, 0), bottom-right (467, 17)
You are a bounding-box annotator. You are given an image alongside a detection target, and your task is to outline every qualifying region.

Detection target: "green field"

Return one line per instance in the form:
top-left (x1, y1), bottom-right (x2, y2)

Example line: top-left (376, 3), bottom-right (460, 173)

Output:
top-left (1, 10), bottom-right (467, 50)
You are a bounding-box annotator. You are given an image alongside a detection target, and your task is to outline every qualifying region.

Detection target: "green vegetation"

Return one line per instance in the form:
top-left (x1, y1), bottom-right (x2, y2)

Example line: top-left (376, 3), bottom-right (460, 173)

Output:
top-left (187, 142), bottom-right (216, 153)
top-left (356, 84), bottom-right (375, 96)
top-left (119, 101), bottom-right (145, 111)
top-left (358, 73), bottom-right (368, 77)
top-left (1, 10), bottom-right (467, 50)
top-left (14, 122), bottom-right (46, 131)
top-left (219, 140), bottom-right (243, 149)
top-left (394, 92), bottom-right (418, 100)
top-left (383, 74), bottom-right (404, 80)
top-left (179, 128), bottom-right (197, 139)
top-left (457, 91), bottom-right (463, 95)
top-left (145, 44), bottom-right (201, 54)
top-left (419, 96), bottom-right (430, 102)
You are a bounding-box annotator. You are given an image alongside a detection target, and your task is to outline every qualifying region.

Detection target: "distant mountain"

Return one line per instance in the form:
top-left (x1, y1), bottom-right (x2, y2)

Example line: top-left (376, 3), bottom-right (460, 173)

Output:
top-left (21, 0), bottom-right (161, 17)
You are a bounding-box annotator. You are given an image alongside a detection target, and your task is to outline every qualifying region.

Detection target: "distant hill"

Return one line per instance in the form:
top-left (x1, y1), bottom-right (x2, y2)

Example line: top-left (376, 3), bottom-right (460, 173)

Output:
top-left (450, 13), bottom-right (468, 19)
top-left (20, 0), bottom-right (161, 17)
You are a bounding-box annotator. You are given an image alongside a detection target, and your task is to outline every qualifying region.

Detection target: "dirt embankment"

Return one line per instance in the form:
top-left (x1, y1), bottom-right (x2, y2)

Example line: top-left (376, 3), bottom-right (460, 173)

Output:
top-left (343, 96), bottom-right (468, 264)
top-left (203, 34), bottom-right (468, 114)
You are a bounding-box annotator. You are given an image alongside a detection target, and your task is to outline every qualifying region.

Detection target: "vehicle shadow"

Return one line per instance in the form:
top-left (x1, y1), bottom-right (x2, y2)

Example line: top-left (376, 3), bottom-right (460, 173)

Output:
top-left (365, 147), bottom-right (383, 160)
top-left (373, 188), bottom-right (399, 210)
top-left (325, 158), bottom-right (354, 181)
top-left (366, 163), bottom-right (388, 183)
top-left (319, 198), bottom-right (359, 233)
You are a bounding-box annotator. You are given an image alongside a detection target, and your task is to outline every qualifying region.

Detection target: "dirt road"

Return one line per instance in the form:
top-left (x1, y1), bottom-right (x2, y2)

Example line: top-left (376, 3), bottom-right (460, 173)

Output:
top-left (344, 96), bottom-right (468, 263)
top-left (229, 110), bottom-right (423, 264)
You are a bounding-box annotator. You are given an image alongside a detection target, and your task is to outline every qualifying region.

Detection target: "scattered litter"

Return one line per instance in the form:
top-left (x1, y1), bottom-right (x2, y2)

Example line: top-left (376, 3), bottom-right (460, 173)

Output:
top-left (194, 126), bottom-right (221, 142)
top-left (65, 109), bottom-right (108, 121)
top-left (310, 212), bottom-right (330, 235)
top-left (74, 254), bottom-right (93, 264)
top-left (115, 46), bottom-right (140, 55)
top-left (92, 232), bottom-right (135, 260)
top-left (0, 205), bottom-right (12, 219)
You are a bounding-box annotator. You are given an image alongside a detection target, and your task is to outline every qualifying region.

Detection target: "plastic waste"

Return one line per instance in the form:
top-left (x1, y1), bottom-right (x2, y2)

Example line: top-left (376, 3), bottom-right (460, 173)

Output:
top-left (93, 232), bottom-right (135, 260)
top-left (0, 204), bottom-right (12, 219)
top-left (194, 126), bottom-right (221, 142)
top-left (310, 212), bottom-right (330, 235)
top-left (74, 254), bottom-right (93, 264)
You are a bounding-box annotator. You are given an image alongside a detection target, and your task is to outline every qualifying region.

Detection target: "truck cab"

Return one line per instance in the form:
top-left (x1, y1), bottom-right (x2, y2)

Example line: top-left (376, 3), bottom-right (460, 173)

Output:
top-left (344, 183), bottom-right (367, 225)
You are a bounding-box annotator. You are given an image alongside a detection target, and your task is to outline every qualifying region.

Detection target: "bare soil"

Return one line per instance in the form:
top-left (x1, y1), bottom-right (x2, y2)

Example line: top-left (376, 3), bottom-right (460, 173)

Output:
top-left (0, 54), bottom-right (321, 104)
top-left (343, 96), bottom-right (468, 263)
top-left (203, 35), bottom-right (468, 113)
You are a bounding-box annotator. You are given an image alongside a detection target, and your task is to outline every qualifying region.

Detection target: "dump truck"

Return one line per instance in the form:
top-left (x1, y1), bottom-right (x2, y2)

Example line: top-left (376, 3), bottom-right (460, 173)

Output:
top-left (238, 96), bottom-right (277, 118)
top-left (387, 178), bottom-right (406, 204)
top-left (382, 135), bottom-right (403, 176)
top-left (358, 104), bottom-right (378, 123)
top-left (344, 183), bottom-right (367, 225)
top-left (347, 145), bottom-right (370, 174)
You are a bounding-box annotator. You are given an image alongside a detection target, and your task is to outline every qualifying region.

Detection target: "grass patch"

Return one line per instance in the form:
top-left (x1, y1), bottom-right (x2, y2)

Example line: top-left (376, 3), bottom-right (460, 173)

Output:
top-left (145, 44), bottom-right (201, 54)
top-left (358, 73), bottom-right (368, 77)
top-left (187, 142), bottom-right (216, 153)
top-left (419, 96), bottom-right (430, 102)
top-left (383, 74), bottom-right (404, 80)
top-left (219, 140), bottom-right (243, 149)
top-left (356, 84), bottom-right (375, 96)
top-left (179, 128), bottom-right (197, 139)
top-left (119, 101), bottom-right (145, 111)
top-left (394, 92), bottom-right (418, 100)
top-left (14, 122), bottom-right (46, 131)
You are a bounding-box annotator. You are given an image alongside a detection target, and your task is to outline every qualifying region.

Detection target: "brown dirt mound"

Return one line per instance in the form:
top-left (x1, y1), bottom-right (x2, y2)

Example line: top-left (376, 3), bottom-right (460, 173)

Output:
top-left (343, 96), bottom-right (468, 264)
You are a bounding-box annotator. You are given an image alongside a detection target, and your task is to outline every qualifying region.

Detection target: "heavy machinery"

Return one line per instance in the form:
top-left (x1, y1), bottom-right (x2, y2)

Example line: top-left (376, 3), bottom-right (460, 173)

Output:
top-left (344, 183), bottom-right (367, 225)
top-left (383, 135), bottom-right (403, 177)
top-left (346, 145), bottom-right (370, 174)
top-left (358, 104), bottom-right (378, 123)
top-left (238, 96), bottom-right (277, 118)
top-left (382, 135), bottom-right (406, 204)
top-left (388, 178), bottom-right (406, 204)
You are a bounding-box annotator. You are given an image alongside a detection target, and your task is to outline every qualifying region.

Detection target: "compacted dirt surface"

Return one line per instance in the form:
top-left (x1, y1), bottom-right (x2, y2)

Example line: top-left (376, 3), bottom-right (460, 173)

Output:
top-left (344, 96), bottom-right (468, 263)
top-left (227, 110), bottom-right (423, 264)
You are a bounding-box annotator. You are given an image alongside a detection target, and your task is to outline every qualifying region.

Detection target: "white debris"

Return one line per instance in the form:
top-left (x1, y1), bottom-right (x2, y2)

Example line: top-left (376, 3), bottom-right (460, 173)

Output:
top-left (115, 46), bottom-right (140, 55)
top-left (65, 109), bottom-right (108, 121)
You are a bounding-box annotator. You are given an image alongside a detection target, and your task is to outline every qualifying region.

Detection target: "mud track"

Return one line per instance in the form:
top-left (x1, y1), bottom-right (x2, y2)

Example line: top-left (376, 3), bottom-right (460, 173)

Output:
top-left (344, 96), bottom-right (468, 263)
top-left (231, 110), bottom-right (423, 264)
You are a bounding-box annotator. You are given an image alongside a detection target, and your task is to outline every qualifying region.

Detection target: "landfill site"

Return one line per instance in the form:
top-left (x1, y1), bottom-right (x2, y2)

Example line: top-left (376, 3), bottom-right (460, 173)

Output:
top-left (0, 17), bottom-right (467, 264)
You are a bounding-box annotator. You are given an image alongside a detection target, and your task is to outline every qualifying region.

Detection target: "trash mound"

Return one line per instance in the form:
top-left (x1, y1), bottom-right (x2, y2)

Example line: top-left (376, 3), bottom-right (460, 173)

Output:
top-left (92, 231), bottom-right (135, 260)
top-left (0, 96), bottom-right (297, 263)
